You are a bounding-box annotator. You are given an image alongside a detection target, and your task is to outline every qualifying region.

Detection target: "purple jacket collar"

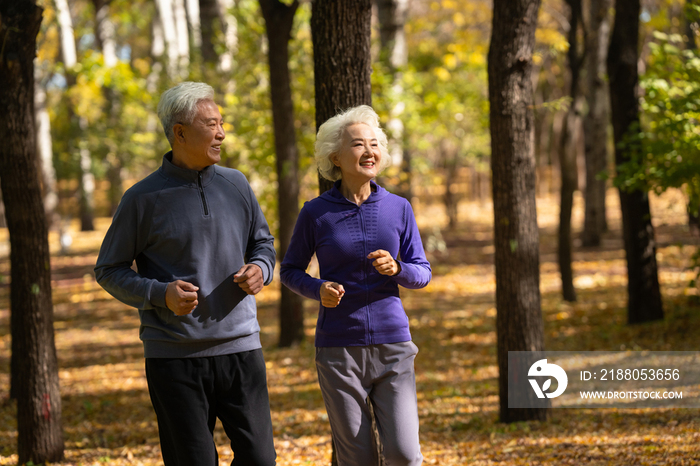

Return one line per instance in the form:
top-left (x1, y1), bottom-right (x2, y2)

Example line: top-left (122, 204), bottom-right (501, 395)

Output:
top-left (321, 179), bottom-right (390, 205)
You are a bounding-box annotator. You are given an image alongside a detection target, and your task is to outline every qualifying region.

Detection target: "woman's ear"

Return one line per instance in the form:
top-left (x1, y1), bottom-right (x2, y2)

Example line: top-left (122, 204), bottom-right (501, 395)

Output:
top-left (331, 153), bottom-right (340, 167)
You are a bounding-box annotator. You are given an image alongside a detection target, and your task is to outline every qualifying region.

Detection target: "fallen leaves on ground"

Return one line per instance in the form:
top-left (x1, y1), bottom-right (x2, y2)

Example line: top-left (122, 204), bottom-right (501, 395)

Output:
top-left (1, 189), bottom-right (699, 465)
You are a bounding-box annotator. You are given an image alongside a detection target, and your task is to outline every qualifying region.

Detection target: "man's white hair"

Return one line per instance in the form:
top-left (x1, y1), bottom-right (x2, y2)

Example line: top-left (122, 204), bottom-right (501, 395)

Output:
top-left (157, 82), bottom-right (216, 146)
top-left (315, 105), bottom-right (391, 181)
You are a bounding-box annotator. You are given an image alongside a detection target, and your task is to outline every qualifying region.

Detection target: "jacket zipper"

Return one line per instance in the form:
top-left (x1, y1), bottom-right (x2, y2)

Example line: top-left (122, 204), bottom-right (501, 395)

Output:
top-left (198, 172), bottom-right (209, 216)
top-left (359, 206), bottom-right (372, 344)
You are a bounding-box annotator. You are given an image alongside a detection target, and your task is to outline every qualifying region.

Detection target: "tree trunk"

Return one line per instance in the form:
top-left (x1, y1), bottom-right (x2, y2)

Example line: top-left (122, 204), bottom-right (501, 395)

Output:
top-left (311, 2), bottom-right (379, 462)
top-left (488, 0), bottom-right (548, 423)
top-left (92, 0), bottom-right (117, 67)
top-left (376, 0), bottom-right (411, 200)
top-left (199, 0), bottom-right (220, 71)
top-left (156, 0), bottom-right (185, 78)
top-left (442, 143), bottom-right (459, 230)
top-left (582, 0), bottom-right (611, 246)
top-left (78, 117), bottom-right (95, 231)
top-left (559, 0), bottom-right (584, 302)
top-left (311, 0), bottom-right (372, 194)
top-left (0, 1), bottom-right (65, 462)
top-left (607, 0), bottom-right (664, 324)
top-left (35, 67), bottom-right (59, 228)
top-left (259, 0), bottom-right (305, 347)
top-left (217, 0), bottom-right (238, 92)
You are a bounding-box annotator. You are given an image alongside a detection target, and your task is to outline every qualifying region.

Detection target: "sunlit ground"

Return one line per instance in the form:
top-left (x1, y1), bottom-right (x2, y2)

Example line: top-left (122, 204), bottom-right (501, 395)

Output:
top-left (1, 188), bottom-right (699, 465)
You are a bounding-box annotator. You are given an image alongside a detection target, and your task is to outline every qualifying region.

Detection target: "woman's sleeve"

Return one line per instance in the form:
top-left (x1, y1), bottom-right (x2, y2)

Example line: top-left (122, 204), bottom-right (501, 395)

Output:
top-left (280, 206), bottom-right (325, 301)
top-left (392, 200), bottom-right (432, 289)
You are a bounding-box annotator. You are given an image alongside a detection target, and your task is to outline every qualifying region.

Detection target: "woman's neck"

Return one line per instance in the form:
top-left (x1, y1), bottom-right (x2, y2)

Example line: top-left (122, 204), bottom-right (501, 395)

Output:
top-left (339, 178), bottom-right (373, 206)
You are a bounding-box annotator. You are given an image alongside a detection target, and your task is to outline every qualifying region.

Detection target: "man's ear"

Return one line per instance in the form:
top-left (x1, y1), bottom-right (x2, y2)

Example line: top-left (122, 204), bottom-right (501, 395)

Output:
top-left (173, 124), bottom-right (186, 144)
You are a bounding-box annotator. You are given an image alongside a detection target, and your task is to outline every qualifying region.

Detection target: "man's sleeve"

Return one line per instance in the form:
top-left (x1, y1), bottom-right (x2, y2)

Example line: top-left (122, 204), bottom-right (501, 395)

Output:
top-left (94, 192), bottom-right (169, 309)
top-left (244, 183), bottom-right (276, 285)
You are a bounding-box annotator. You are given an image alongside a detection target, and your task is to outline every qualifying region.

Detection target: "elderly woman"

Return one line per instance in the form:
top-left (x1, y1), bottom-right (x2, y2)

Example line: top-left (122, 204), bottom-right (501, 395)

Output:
top-left (281, 105), bottom-right (431, 466)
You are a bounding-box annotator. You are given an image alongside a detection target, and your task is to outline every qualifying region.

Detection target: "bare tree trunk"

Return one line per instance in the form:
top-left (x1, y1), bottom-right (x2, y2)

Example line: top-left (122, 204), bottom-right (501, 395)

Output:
top-left (156, 0), bottom-right (187, 78)
top-left (35, 66), bottom-right (59, 228)
top-left (376, 0), bottom-right (411, 200)
top-left (259, 0), bottom-right (305, 347)
top-left (607, 0), bottom-right (664, 324)
top-left (311, 0), bottom-right (372, 194)
top-left (78, 120), bottom-right (95, 231)
top-left (488, 0), bottom-right (548, 423)
top-left (559, 0), bottom-right (584, 302)
top-left (442, 143), bottom-right (460, 230)
top-left (582, 0), bottom-right (611, 246)
top-left (0, 1), bottom-right (65, 462)
top-left (199, 0), bottom-right (220, 73)
top-left (218, 0), bottom-right (238, 93)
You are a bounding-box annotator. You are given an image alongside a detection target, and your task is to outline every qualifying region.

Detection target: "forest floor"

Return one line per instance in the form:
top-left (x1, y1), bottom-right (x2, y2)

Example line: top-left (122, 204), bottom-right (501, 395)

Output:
top-left (1, 188), bottom-right (699, 465)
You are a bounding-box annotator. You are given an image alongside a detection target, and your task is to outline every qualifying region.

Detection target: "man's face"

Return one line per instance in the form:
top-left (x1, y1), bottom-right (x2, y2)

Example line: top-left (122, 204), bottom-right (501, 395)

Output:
top-left (177, 100), bottom-right (225, 171)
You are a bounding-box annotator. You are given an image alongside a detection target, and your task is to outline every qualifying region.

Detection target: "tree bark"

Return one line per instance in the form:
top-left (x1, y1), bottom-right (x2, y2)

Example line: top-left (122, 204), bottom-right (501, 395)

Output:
top-left (0, 1), bottom-right (65, 462)
top-left (607, 0), bottom-right (664, 324)
top-left (259, 0), bottom-right (305, 347)
top-left (199, 0), bottom-right (220, 70)
top-left (311, 2), bottom-right (378, 462)
top-left (582, 0), bottom-right (611, 246)
top-left (311, 0), bottom-right (372, 194)
top-left (488, 0), bottom-right (548, 423)
top-left (559, 0), bottom-right (584, 302)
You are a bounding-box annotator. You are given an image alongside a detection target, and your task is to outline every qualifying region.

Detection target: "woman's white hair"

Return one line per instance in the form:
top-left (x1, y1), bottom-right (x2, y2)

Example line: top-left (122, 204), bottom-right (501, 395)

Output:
top-left (157, 82), bottom-right (216, 146)
top-left (315, 105), bottom-right (391, 181)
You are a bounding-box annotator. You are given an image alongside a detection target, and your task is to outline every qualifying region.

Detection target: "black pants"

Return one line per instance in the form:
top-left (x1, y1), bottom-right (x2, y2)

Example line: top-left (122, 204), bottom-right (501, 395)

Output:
top-left (145, 349), bottom-right (276, 466)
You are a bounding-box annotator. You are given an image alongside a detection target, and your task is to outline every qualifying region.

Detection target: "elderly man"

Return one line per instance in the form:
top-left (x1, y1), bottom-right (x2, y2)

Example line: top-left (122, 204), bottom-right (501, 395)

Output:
top-left (95, 82), bottom-right (277, 466)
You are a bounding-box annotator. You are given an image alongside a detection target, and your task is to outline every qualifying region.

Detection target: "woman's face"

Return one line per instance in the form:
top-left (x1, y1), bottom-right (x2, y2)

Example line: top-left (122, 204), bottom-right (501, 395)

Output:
top-left (333, 123), bottom-right (382, 183)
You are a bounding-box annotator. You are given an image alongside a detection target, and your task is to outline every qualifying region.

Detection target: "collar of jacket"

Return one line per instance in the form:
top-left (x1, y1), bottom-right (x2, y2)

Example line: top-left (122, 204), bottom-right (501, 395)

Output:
top-left (321, 179), bottom-right (390, 205)
top-left (160, 151), bottom-right (217, 186)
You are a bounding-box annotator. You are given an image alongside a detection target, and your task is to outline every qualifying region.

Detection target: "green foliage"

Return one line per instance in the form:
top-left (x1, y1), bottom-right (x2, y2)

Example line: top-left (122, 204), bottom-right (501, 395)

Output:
top-left (616, 31), bottom-right (700, 212)
top-left (616, 30), bottom-right (700, 281)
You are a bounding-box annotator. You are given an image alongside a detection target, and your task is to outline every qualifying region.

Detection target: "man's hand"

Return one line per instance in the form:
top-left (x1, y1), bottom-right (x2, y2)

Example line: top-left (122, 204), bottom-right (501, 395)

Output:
top-left (166, 280), bottom-right (199, 316)
top-left (234, 264), bottom-right (264, 295)
top-left (367, 250), bottom-right (401, 276)
top-left (320, 282), bottom-right (345, 308)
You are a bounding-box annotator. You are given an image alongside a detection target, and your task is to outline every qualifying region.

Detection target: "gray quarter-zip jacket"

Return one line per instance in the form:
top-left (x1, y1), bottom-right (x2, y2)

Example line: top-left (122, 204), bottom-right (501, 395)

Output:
top-left (95, 153), bottom-right (275, 358)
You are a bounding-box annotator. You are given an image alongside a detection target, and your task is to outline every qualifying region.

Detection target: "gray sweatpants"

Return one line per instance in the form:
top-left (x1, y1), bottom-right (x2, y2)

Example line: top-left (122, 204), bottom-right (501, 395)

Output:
top-left (315, 342), bottom-right (423, 466)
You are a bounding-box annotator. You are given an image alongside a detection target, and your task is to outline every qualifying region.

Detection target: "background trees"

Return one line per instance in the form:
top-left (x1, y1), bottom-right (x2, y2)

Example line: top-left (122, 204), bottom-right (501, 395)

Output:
top-left (3, 0), bottom-right (700, 460)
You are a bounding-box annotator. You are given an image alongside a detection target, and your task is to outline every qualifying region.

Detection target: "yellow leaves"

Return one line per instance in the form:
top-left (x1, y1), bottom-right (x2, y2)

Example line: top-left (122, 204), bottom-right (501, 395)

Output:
top-left (452, 12), bottom-right (466, 27)
top-left (434, 66), bottom-right (451, 81)
top-left (443, 53), bottom-right (457, 70)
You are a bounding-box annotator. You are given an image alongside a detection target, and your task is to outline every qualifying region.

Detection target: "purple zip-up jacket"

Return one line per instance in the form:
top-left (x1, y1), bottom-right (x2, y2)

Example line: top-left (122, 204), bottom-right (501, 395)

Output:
top-left (280, 181), bottom-right (431, 347)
